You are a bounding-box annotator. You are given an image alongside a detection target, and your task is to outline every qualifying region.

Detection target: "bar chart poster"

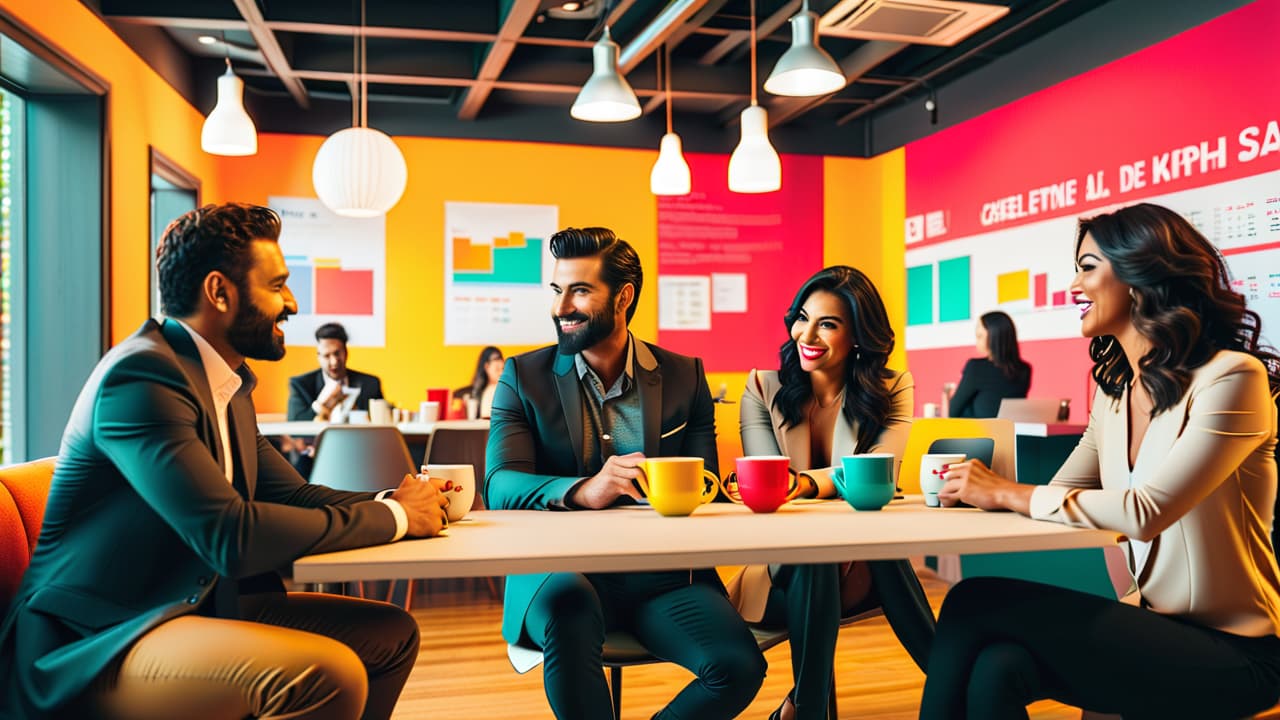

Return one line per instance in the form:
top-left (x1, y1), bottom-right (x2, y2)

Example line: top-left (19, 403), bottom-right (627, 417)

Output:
top-left (269, 196), bottom-right (385, 347)
top-left (444, 202), bottom-right (558, 346)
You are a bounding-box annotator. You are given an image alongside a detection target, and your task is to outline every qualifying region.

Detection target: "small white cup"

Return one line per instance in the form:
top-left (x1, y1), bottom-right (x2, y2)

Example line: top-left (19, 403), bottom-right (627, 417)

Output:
top-left (369, 399), bottom-right (392, 425)
top-left (418, 401), bottom-right (440, 423)
top-left (922, 402), bottom-right (940, 418)
top-left (465, 396), bottom-right (480, 420)
top-left (919, 453), bottom-right (966, 507)
top-left (423, 463), bottom-right (476, 522)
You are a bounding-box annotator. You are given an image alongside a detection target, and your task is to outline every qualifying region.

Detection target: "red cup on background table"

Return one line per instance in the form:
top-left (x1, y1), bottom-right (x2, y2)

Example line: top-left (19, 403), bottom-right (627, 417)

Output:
top-left (724, 456), bottom-right (802, 513)
top-left (426, 388), bottom-right (449, 417)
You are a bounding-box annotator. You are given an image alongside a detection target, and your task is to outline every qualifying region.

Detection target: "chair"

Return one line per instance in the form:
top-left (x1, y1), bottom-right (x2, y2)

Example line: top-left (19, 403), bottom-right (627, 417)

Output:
top-left (996, 397), bottom-right (1067, 424)
top-left (899, 418), bottom-right (1016, 494)
top-left (309, 425), bottom-right (415, 492)
top-left (424, 421), bottom-right (490, 512)
top-left (0, 457), bottom-right (56, 607)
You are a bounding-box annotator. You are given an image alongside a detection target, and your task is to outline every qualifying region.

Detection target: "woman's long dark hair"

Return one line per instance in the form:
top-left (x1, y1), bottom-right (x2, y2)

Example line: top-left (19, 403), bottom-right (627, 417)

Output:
top-left (981, 311), bottom-right (1030, 382)
top-left (1081, 203), bottom-right (1280, 414)
top-left (470, 346), bottom-right (503, 399)
top-left (774, 266), bottom-right (895, 453)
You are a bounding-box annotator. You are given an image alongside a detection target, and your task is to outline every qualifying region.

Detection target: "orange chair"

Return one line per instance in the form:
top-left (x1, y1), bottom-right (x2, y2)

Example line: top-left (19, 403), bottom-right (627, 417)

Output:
top-left (0, 457), bottom-right (55, 607)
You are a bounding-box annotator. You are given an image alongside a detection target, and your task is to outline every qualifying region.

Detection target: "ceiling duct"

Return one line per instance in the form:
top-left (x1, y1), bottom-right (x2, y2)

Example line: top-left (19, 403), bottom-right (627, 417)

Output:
top-left (819, 0), bottom-right (1009, 47)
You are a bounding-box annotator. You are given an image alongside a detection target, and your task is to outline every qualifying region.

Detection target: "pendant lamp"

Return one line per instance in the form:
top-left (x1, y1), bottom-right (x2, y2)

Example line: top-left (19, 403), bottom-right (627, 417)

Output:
top-left (764, 0), bottom-right (846, 97)
top-left (650, 45), bottom-right (691, 196)
top-left (311, 0), bottom-right (408, 218)
top-left (728, 0), bottom-right (781, 193)
top-left (201, 58), bottom-right (258, 156)
top-left (571, 27), bottom-right (641, 122)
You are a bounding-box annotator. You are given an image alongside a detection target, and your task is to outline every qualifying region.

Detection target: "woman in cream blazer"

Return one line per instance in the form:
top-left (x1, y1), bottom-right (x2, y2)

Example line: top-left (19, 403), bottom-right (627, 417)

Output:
top-left (729, 266), bottom-right (933, 720)
top-left (924, 203), bottom-right (1280, 719)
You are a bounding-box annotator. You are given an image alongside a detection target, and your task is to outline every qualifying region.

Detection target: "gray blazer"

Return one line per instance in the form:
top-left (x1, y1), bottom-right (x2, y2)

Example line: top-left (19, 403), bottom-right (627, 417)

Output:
top-left (1032, 350), bottom-right (1280, 637)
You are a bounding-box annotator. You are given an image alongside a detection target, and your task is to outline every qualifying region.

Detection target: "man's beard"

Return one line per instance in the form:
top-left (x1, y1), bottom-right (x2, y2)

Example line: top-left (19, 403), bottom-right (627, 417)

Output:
top-left (227, 289), bottom-right (289, 361)
top-left (554, 304), bottom-right (617, 355)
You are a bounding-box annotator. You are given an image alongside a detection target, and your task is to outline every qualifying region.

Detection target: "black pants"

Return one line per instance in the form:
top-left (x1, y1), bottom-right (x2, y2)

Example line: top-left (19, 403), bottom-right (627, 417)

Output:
top-left (524, 570), bottom-right (767, 720)
top-left (921, 577), bottom-right (1280, 720)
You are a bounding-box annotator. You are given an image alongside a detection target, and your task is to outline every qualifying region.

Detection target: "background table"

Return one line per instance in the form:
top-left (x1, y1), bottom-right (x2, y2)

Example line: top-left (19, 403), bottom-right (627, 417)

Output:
top-left (294, 498), bottom-right (1116, 583)
top-left (259, 419), bottom-right (490, 465)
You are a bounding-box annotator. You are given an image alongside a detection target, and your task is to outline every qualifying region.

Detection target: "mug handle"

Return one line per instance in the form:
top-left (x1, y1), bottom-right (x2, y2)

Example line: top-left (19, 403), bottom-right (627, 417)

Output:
top-left (699, 469), bottom-right (720, 505)
top-left (633, 465), bottom-right (651, 499)
top-left (830, 466), bottom-right (846, 496)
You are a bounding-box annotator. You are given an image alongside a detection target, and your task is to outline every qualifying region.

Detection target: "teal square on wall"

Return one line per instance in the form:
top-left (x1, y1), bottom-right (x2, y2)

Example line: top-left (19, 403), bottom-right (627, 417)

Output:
top-left (938, 256), bottom-right (971, 322)
top-left (907, 264), bottom-right (933, 326)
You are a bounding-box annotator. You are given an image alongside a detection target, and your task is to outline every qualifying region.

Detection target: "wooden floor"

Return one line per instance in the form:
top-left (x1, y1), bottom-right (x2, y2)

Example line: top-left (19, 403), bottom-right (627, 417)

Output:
top-left (392, 569), bottom-right (1081, 719)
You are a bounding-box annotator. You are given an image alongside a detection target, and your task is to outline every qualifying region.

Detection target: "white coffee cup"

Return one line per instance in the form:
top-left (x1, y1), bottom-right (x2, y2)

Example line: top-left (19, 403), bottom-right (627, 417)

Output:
top-left (418, 400), bottom-right (440, 423)
top-left (369, 399), bottom-right (392, 425)
top-left (922, 402), bottom-right (940, 418)
top-left (424, 464), bottom-right (476, 522)
top-left (919, 453), bottom-right (966, 507)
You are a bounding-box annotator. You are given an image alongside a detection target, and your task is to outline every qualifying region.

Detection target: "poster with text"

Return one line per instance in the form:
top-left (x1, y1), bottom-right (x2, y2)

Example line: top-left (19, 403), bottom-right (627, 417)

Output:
top-left (656, 153), bottom-right (824, 371)
top-left (444, 202), bottom-right (559, 346)
top-left (269, 196), bottom-right (386, 347)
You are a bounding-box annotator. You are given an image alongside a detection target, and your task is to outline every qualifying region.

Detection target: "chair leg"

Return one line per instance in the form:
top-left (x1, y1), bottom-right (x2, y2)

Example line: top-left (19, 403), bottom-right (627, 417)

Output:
top-left (404, 579), bottom-right (415, 611)
top-left (609, 666), bottom-right (622, 720)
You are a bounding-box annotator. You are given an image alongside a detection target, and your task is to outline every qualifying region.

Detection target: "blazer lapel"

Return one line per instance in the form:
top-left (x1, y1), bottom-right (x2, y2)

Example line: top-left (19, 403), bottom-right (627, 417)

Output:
top-left (229, 367), bottom-right (260, 499)
top-left (160, 319), bottom-right (225, 472)
top-left (552, 352), bottom-right (586, 474)
top-left (831, 411), bottom-right (858, 463)
top-left (783, 420), bottom-right (811, 470)
top-left (635, 341), bottom-right (661, 457)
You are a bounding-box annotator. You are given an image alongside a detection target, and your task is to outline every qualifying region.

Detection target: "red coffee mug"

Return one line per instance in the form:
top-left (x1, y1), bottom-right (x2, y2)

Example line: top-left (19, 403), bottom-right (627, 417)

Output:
top-left (726, 456), bottom-right (801, 513)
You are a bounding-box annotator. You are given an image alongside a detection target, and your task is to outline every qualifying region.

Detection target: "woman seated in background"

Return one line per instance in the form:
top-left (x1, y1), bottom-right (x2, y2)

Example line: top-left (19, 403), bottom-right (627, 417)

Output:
top-left (733, 265), bottom-right (934, 720)
top-left (948, 310), bottom-right (1031, 417)
top-left (923, 203), bottom-right (1280, 720)
top-left (453, 346), bottom-right (504, 418)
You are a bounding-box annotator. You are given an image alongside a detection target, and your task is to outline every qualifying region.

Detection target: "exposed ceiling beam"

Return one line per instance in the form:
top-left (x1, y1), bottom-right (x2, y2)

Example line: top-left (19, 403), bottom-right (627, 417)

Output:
top-left (618, 0), bottom-right (719, 74)
top-left (764, 40), bottom-right (906, 128)
top-left (104, 15), bottom-right (248, 31)
top-left (457, 0), bottom-right (541, 119)
top-left (699, 0), bottom-right (798, 65)
top-left (229, 0), bottom-right (309, 108)
top-left (266, 21), bottom-right (497, 44)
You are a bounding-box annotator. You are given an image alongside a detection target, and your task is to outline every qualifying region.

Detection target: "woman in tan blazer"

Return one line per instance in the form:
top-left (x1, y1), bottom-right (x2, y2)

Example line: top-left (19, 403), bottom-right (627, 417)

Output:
top-left (924, 203), bottom-right (1280, 719)
top-left (729, 266), bottom-right (931, 720)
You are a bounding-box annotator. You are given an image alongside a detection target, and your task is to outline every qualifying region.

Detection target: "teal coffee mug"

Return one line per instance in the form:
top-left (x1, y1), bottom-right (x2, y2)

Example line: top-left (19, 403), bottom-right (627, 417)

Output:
top-left (832, 453), bottom-right (896, 511)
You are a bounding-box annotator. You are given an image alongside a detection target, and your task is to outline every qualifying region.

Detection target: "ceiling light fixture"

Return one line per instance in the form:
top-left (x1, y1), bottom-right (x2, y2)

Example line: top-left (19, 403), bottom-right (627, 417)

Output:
top-left (311, 0), bottom-right (408, 218)
top-left (728, 0), bottom-right (781, 193)
top-left (200, 45), bottom-right (257, 156)
top-left (197, 35), bottom-right (218, 45)
top-left (764, 0), bottom-right (846, 97)
top-left (570, 26), bottom-right (641, 122)
top-left (561, 1), bottom-right (582, 10)
top-left (650, 44), bottom-right (691, 196)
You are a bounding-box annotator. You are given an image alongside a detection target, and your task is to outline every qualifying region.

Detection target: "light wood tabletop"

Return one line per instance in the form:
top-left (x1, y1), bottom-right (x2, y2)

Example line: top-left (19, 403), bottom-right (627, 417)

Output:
top-left (293, 497), bottom-right (1117, 583)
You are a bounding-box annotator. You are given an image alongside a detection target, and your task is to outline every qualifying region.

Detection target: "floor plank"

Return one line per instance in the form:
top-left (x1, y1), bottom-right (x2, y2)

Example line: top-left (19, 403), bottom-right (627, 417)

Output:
top-left (393, 571), bottom-right (1080, 719)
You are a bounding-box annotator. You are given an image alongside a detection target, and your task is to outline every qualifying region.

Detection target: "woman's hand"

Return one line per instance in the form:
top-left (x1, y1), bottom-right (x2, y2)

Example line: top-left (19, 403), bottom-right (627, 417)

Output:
top-left (938, 459), bottom-right (1032, 514)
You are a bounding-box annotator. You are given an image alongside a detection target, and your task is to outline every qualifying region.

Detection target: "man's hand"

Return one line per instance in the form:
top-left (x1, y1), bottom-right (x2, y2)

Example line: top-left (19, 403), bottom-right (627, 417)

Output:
top-left (389, 473), bottom-right (450, 537)
top-left (570, 452), bottom-right (646, 509)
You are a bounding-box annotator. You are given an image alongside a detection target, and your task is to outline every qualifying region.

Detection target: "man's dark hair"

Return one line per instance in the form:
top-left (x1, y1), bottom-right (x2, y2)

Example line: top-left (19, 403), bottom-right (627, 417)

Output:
top-left (156, 203), bottom-right (282, 317)
top-left (315, 322), bottom-right (349, 345)
top-left (548, 227), bottom-right (643, 322)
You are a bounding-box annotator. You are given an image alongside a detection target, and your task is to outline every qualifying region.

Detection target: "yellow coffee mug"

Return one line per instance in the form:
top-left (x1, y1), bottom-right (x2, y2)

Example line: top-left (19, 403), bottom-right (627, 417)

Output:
top-left (635, 457), bottom-right (719, 517)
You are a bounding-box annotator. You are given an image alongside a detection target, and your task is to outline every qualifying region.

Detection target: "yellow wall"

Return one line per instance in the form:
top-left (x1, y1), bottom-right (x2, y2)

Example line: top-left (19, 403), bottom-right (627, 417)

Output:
top-left (2, 0), bottom-right (225, 343)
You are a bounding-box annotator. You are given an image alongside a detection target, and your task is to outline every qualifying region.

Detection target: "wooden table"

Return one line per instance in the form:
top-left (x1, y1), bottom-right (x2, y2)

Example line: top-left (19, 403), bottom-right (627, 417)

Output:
top-left (294, 497), bottom-right (1116, 583)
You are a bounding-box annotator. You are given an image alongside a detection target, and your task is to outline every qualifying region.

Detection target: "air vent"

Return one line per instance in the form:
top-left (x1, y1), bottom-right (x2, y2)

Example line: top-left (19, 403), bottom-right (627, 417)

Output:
top-left (819, 0), bottom-right (1010, 47)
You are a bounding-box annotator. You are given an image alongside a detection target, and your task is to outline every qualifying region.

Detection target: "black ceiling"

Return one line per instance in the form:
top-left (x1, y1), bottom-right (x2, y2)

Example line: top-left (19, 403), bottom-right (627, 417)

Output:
top-left (84, 0), bottom-right (1124, 156)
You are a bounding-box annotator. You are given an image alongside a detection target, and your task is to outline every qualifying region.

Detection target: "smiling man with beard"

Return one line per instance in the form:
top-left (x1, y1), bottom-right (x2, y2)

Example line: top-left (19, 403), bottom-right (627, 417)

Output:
top-left (0, 203), bottom-right (449, 720)
top-left (484, 226), bottom-right (766, 720)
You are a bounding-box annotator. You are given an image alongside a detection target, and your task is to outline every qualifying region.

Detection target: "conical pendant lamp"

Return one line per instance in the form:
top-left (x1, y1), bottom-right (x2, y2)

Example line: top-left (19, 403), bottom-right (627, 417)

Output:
top-left (571, 27), bottom-right (641, 122)
top-left (201, 58), bottom-right (258, 156)
top-left (728, 0), bottom-right (781, 193)
top-left (764, 0), bottom-right (846, 97)
top-left (311, 0), bottom-right (407, 218)
top-left (650, 45), bottom-right (691, 196)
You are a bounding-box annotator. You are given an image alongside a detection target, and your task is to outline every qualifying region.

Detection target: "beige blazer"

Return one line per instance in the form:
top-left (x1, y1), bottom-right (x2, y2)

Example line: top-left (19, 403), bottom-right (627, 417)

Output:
top-left (1031, 350), bottom-right (1280, 637)
top-left (729, 368), bottom-right (914, 621)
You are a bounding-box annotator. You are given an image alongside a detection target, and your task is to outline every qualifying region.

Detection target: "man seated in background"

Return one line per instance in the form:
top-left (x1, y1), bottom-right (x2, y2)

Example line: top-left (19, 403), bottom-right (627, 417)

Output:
top-left (288, 322), bottom-right (384, 421)
top-left (0, 203), bottom-right (448, 720)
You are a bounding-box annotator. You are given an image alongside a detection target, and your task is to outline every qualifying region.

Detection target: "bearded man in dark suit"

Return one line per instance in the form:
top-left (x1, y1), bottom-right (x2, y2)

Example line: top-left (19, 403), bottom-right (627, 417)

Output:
top-left (0, 203), bottom-right (448, 719)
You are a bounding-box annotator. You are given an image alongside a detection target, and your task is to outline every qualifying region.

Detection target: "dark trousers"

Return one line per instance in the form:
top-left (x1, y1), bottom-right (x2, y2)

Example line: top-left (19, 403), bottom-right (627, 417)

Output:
top-left (921, 577), bottom-right (1280, 720)
top-left (759, 560), bottom-right (936, 720)
top-left (524, 570), bottom-right (767, 720)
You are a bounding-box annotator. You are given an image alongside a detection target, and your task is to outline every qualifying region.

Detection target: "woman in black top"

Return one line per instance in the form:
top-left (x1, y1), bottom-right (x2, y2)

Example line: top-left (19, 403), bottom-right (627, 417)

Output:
top-left (949, 311), bottom-right (1031, 417)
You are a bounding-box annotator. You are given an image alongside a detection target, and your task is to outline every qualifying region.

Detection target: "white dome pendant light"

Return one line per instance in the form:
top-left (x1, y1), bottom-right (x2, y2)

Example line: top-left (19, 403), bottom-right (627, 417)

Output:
top-left (728, 0), bottom-right (781, 194)
top-left (201, 57), bottom-right (258, 156)
top-left (764, 0), bottom-right (845, 97)
top-left (650, 44), bottom-right (691, 196)
top-left (571, 26), bottom-right (642, 122)
top-left (311, 0), bottom-right (408, 218)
